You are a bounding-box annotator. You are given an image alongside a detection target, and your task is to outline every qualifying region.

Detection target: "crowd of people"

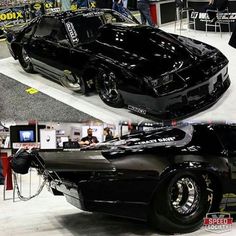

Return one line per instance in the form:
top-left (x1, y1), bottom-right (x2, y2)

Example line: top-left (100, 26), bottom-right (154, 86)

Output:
top-left (111, 0), bottom-right (156, 27)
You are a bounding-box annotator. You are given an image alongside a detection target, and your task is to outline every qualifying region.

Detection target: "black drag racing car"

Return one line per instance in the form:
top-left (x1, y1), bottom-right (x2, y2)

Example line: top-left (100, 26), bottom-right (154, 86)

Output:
top-left (12, 123), bottom-right (236, 233)
top-left (5, 9), bottom-right (230, 120)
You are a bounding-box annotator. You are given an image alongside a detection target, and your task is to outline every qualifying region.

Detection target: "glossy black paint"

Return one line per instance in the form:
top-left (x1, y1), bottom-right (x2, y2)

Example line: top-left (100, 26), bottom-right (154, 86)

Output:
top-left (23, 124), bottom-right (236, 222)
top-left (5, 9), bottom-right (230, 120)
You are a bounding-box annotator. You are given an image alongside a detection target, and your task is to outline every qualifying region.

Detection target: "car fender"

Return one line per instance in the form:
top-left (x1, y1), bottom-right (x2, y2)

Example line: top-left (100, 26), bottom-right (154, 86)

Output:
top-left (110, 152), bottom-right (230, 202)
top-left (148, 154), bottom-right (230, 204)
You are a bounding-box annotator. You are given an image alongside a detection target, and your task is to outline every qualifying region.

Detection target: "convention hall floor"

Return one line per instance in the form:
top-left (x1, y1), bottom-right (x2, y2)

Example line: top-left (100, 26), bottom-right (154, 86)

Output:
top-left (1, 23), bottom-right (236, 235)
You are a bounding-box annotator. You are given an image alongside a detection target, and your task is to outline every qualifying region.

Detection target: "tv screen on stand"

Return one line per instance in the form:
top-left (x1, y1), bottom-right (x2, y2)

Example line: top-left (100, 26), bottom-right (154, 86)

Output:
top-left (19, 130), bottom-right (35, 142)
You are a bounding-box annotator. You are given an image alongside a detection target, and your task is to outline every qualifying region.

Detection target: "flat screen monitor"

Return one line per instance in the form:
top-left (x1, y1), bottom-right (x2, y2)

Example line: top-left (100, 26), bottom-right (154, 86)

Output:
top-left (19, 130), bottom-right (35, 142)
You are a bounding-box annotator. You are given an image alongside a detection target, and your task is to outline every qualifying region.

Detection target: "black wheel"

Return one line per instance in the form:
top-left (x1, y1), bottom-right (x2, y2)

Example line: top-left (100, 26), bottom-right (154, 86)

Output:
top-left (149, 171), bottom-right (214, 234)
top-left (96, 69), bottom-right (124, 108)
top-left (18, 47), bottom-right (34, 73)
top-left (60, 72), bottom-right (85, 93)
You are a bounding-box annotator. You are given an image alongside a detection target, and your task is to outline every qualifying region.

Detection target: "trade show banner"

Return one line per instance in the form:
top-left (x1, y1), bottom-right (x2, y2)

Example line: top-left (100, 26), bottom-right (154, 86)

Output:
top-left (88, 0), bottom-right (96, 8)
top-left (70, 0), bottom-right (95, 11)
top-left (70, 0), bottom-right (103, 10)
top-left (0, 6), bottom-right (26, 28)
top-left (0, 1), bottom-right (58, 38)
top-left (30, 2), bottom-right (46, 18)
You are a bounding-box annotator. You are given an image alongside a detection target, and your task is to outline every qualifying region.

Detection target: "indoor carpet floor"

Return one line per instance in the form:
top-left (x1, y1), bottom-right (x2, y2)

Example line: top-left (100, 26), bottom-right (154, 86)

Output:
top-left (0, 73), bottom-right (97, 122)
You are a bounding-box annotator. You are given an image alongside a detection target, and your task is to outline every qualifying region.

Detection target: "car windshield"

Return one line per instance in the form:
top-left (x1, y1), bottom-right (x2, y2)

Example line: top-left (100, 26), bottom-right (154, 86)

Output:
top-left (64, 11), bottom-right (135, 45)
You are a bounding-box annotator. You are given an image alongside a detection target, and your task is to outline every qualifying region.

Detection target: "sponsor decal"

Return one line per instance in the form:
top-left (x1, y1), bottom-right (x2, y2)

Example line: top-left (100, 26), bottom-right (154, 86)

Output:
top-left (65, 22), bottom-right (79, 44)
top-left (83, 12), bottom-right (103, 18)
top-left (157, 137), bottom-right (175, 142)
top-left (135, 139), bottom-right (158, 145)
top-left (134, 137), bottom-right (176, 145)
top-left (128, 105), bottom-right (146, 115)
top-left (203, 212), bottom-right (233, 233)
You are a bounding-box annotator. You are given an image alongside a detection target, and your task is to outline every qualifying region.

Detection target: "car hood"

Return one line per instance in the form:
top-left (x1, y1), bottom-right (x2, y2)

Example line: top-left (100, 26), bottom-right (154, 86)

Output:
top-left (86, 24), bottom-right (218, 77)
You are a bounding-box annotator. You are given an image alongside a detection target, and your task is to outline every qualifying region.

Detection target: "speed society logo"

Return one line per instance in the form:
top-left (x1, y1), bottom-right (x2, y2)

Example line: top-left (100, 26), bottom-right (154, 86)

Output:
top-left (203, 212), bottom-right (233, 233)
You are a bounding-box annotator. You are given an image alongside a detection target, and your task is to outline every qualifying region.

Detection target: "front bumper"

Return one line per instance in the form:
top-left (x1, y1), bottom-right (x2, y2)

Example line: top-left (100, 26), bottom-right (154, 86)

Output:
top-left (125, 65), bottom-right (230, 120)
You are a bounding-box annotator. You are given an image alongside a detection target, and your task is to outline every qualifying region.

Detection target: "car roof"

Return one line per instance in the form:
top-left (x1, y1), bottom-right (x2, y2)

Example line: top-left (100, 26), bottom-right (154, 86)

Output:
top-left (45, 8), bottom-right (113, 20)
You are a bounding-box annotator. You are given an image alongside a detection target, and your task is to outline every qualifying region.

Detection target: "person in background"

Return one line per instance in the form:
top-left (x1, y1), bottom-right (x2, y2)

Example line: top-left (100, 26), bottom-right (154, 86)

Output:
top-left (80, 128), bottom-right (99, 146)
top-left (103, 127), bottom-right (113, 141)
top-left (137, 0), bottom-right (155, 27)
top-left (204, 0), bottom-right (228, 22)
top-left (112, 0), bottom-right (128, 17)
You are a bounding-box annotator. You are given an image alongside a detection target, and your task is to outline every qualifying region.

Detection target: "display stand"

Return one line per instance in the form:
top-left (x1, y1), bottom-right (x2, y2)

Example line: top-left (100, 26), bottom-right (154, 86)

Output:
top-left (149, 0), bottom-right (176, 26)
top-left (188, 0), bottom-right (236, 31)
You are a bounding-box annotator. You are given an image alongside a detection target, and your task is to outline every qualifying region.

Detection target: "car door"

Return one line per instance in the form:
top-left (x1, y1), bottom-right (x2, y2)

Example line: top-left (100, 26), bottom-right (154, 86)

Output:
top-left (62, 15), bottom-right (104, 74)
top-left (26, 16), bottom-right (53, 73)
top-left (26, 16), bottom-right (71, 79)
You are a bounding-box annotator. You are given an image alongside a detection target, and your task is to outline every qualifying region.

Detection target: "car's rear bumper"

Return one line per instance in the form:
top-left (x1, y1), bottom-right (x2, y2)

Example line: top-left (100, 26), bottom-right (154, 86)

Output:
top-left (125, 65), bottom-right (230, 120)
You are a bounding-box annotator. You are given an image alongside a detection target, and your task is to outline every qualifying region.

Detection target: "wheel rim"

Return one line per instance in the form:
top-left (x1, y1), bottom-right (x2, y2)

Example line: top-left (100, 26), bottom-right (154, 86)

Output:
top-left (101, 72), bottom-right (120, 103)
top-left (60, 74), bottom-right (81, 91)
top-left (22, 48), bottom-right (30, 65)
top-left (170, 177), bottom-right (200, 215)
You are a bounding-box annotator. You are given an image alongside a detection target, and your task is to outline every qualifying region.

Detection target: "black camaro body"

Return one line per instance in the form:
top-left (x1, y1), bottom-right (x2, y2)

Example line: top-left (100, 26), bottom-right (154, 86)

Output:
top-left (12, 123), bottom-right (236, 233)
top-left (5, 9), bottom-right (230, 120)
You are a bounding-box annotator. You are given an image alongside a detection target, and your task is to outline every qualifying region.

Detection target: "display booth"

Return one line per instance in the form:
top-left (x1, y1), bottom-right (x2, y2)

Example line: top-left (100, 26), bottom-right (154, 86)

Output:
top-left (10, 124), bottom-right (46, 152)
top-left (0, 0), bottom-right (60, 38)
top-left (188, 0), bottom-right (236, 31)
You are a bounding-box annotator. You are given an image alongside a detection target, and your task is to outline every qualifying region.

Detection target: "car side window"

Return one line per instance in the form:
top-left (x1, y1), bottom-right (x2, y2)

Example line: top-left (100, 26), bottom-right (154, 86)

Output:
top-left (34, 17), bottom-right (69, 44)
top-left (65, 16), bottom-right (103, 44)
